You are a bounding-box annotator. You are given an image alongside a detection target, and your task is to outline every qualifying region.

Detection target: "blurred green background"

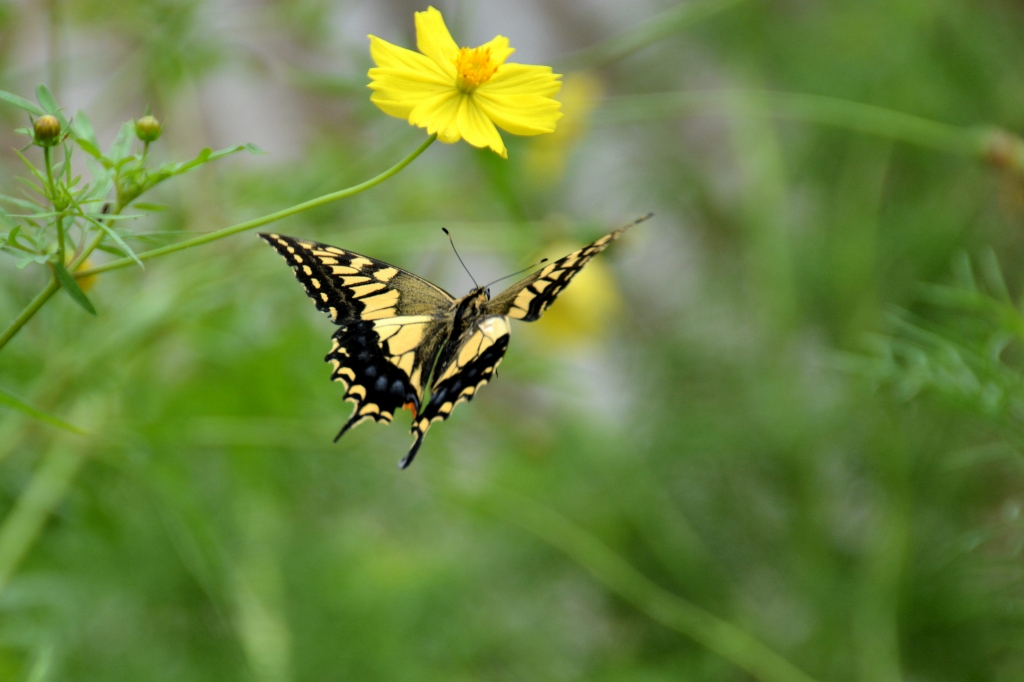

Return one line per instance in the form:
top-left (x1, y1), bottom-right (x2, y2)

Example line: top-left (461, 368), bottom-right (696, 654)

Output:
top-left (2, 0), bottom-right (1024, 680)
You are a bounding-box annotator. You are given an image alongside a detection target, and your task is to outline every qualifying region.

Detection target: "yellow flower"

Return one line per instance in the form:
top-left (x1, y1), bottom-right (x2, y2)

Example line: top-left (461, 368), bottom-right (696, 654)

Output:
top-left (367, 6), bottom-right (562, 159)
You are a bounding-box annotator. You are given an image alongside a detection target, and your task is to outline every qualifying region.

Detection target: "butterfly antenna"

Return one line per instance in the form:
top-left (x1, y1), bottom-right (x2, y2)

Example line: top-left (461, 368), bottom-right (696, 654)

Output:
top-left (442, 227), bottom-right (479, 288)
top-left (482, 258), bottom-right (549, 290)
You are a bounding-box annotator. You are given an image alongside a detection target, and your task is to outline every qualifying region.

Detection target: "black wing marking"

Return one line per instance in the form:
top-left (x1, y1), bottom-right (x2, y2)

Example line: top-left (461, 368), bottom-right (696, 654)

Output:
top-left (327, 317), bottom-right (451, 439)
top-left (259, 233), bottom-right (455, 325)
top-left (400, 315), bottom-right (511, 469)
top-left (482, 214), bottom-right (651, 322)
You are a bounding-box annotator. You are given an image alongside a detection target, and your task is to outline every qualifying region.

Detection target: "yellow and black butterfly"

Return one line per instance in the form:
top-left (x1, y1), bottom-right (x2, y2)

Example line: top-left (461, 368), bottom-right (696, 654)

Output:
top-left (259, 214), bottom-right (651, 468)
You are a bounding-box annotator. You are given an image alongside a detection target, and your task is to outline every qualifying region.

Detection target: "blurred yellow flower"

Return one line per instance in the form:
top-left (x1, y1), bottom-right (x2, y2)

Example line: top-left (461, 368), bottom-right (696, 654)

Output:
top-left (367, 6), bottom-right (563, 159)
top-left (72, 257), bottom-right (97, 292)
top-left (526, 71), bottom-right (603, 185)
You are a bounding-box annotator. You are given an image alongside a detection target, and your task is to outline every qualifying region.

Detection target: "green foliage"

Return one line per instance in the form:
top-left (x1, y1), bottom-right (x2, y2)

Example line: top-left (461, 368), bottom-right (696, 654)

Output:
top-left (0, 85), bottom-right (256, 295)
top-left (850, 252), bottom-right (1024, 436)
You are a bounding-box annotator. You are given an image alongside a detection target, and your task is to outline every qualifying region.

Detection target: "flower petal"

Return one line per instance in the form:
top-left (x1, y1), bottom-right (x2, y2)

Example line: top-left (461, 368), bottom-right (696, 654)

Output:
top-left (483, 63), bottom-right (562, 97)
top-left (474, 93), bottom-right (563, 137)
top-left (477, 35), bottom-right (515, 66)
top-left (368, 35), bottom-right (456, 119)
top-left (369, 34), bottom-right (450, 81)
top-left (409, 90), bottom-right (464, 143)
top-left (456, 98), bottom-right (507, 158)
top-left (474, 65), bottom-right (563, 136)
top-left (415, 6), bottom-right (458, 78)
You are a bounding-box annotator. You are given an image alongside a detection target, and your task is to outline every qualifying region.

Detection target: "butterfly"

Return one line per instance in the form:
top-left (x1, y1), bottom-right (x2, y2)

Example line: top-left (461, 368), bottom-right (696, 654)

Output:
top-left (259, 213), bottom-right (651, 468)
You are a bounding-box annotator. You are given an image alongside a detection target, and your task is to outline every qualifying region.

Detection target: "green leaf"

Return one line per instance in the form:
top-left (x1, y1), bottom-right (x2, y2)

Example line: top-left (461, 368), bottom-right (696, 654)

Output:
top-left (16, 254), bottom-right (48, 269)
top-left (35, 84), bottom-right (68, 128)
top-left (85, 157), bottom-right (113, 190)
top-left (0, 206), bottom-right (15, 230)
top-left (133, 202), bottom-right (169, 211)
top-left (14, 176), bottom-right (46, 198)
top-left (161, 143), bottom-right (263, 179)
top-left (0, 89), bottom-right (45, 116)
top-left (4, 211), bottom-right (64, 219)
top-left (0, 194), bottom-right (44, 211)
top-left (75, 138), bottom-right (102, 159)
top-left (73, 110), bottom-right (99, 147)
top-left (0, 387), bottom-right (86, 435)
top-left (13, 149), bottom-right (49, 185)
top-left (35, 84), bottom-right (58, 113)
top-left (83, 215), bottom-right (144, 269)
top-left (95, 243), bottom-right (128, 257)
top-left (53, 260), bottom-right (97, 314)
top-left (107, 122), bottom-right (135, 162)
top-left (3, 224), bottom-right (22, 247)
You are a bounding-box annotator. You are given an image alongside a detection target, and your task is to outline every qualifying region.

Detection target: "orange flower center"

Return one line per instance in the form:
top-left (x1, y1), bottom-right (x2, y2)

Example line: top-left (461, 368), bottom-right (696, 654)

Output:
top-left (455, 47), bottom-right (497, 92)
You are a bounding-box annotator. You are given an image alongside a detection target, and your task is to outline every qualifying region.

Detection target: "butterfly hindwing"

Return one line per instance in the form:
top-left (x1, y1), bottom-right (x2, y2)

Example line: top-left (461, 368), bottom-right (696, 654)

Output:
top-left (328, 316), bottom-right (451, 439)
top-left (402, 315), bottom-right (511, 468)
top-left (259, 233), bottom-right (455, 324)
top-left (482, 214), bottom-right (649, 322)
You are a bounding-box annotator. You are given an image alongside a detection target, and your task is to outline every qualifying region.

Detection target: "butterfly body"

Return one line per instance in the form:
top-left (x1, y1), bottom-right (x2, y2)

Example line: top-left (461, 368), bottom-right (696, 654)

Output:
top-left (259, 213), bottom-right (649, 468)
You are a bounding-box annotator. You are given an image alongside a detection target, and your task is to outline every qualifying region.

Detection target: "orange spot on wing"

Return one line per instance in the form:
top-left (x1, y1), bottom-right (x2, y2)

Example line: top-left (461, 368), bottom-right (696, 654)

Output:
top-left (404, 402), bottom-right (418, 418)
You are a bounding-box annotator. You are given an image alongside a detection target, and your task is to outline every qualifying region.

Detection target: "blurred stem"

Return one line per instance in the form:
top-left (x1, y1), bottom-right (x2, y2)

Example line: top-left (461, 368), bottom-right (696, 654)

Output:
top-left (729, 99), bottom-right (798, 332)
top-left (467, 486), bottom-right (820, 682)
top-left (557, 0), bottom-right (749, 70)
top-left (0, 446), bottom-right (85, 595)
top-left (596, 90), bottom-right (1016, 167)
top-left (76, 134), bottom-right (437, 278)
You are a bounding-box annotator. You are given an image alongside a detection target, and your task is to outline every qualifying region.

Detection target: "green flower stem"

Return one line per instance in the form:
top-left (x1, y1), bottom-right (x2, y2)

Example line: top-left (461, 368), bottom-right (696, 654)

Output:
top-left (0, 445), bottom-right (85, 595)
top-left (0, 135), bottom-right (436, 353)
top-left (595, 90), bottom-right (1009, 163)
top-left (0, 280), bottom-right (60, 351)
top-left (77, 134), bottom-right (437, 279)
top-left (42, 147), bottom-right (65, 265)
top-left (468, 486), bottom-right (820, 682)
top-left (55, 215), bottom-right (66, 266)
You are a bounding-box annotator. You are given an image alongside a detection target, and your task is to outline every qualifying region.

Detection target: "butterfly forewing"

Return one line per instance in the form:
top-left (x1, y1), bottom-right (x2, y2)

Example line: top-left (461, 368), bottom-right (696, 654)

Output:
top-left (482, 215), bottom-right (648, 321)
top-left (259, 233), bottom-right (455, 324)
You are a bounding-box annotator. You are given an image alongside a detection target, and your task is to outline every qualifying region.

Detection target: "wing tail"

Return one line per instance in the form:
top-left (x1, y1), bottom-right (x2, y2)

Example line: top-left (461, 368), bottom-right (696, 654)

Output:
top-left (334, 411), bottom-right (368, 443)
top-left (400, 428), bottom-right (427, 469)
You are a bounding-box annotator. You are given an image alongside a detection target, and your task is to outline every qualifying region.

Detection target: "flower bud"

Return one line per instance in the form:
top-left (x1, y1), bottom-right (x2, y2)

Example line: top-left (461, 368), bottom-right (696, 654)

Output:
top-left (33, 115), bottom-right (61, 147)
top-left (135, 115), bottom-right (162, 143)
